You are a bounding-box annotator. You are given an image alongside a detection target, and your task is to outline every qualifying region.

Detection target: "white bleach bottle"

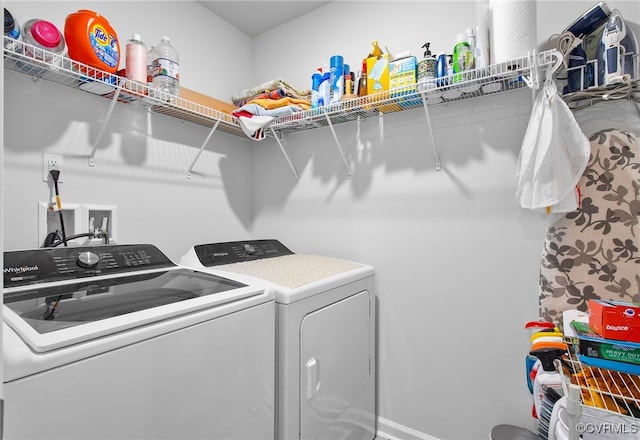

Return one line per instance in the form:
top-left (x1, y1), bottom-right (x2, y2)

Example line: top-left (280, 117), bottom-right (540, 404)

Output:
top-left (530, 347), bottom-right (566, 419)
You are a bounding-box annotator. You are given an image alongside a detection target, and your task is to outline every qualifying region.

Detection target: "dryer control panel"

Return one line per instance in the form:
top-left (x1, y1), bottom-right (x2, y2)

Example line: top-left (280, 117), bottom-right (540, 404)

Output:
top-left (194, 239), bottom-right (293, 266)
top-left (3, 244), bottom-right (175, 287)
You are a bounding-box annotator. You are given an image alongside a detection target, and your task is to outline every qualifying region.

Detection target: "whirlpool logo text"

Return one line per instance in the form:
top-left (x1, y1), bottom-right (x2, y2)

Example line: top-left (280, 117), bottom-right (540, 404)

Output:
top-left (3, 265), bottom-right (39, 275)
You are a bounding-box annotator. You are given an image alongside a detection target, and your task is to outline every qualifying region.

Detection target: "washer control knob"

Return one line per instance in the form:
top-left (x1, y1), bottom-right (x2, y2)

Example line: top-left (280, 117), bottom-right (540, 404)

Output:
top-left (242, 243), bottom-right (256, 255)
top-left (77, 251), bottom-right (100, 269)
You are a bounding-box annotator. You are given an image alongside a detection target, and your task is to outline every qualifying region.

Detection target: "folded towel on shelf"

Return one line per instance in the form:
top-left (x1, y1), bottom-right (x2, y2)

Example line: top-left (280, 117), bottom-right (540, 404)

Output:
top-left (231, 78), bottom-right (311, 106)
top-left (233, 103), bottom-right (303, 118)
top-left (231, 83), bottom-right (311, 141)
top-left (242, 88), bottom-right (287, 104)
top-left (247, 96), bottom-right (311, 111)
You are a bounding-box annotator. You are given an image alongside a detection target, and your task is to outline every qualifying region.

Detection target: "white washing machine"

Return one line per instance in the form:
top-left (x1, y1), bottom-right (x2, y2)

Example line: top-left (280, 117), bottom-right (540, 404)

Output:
top-left (3, 243), bottom-right (275, 440)
top-left (180, 239), bottom-right (376, 440)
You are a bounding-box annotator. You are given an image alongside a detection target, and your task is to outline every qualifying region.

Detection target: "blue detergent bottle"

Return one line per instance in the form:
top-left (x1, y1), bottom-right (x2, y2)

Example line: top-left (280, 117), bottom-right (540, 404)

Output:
top-left (318, 70), bottom-right (331, 107)
top-left (311, 69), bottom-right (322, 108)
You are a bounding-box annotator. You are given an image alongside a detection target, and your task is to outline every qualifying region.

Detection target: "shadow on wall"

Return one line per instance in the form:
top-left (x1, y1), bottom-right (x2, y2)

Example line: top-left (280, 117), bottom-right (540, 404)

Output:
top-left (3, 72), bottom-right (253, 230)
top-left (252, 88), bottom-right (534, 212)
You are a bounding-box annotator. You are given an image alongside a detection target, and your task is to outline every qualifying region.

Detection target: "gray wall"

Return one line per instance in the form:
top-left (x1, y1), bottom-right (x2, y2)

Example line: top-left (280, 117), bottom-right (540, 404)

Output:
top-left (248, 1), bottom-right (640, 439)
top-left (3, 1), bottom-right (255, 257)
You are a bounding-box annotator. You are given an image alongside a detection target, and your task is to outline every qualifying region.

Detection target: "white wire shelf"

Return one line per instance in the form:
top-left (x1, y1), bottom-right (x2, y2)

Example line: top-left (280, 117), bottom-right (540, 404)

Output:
top-left (4, 36), bottom-right (561, 137)
top-left (563, 341), bottom-right (640, 419)
top-left (3, 36), bottom-right (243, 137)
top-left (4, 36), bottom-right (563, 178)
top-left (269, 51), bottom-right (560, 136)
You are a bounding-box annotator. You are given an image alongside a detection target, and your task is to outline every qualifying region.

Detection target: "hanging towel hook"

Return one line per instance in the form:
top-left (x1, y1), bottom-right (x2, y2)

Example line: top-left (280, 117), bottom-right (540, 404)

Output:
top-left (545, 49), bottom-right (563, 82)
top-left (523, 50), bottom-right (539, 90)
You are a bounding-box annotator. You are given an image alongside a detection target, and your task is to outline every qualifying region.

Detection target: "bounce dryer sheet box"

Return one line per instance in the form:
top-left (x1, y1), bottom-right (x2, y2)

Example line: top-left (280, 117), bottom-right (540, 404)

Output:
top-left (571, 321), bottom-right (640, 374)
top-left (589, 299), bottom-right (640, 343)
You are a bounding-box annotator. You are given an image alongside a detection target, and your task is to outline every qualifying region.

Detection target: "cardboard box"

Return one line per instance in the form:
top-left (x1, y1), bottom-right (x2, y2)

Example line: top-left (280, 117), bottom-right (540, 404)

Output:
top-left (589, 299), bottom-right (640, 343)
top-left (178, 87), bottom-right (237, 115)
top-left (366, 53), bottom-right (389, 95)
top-left (571, 321), bottom-right (640, 374)
top-left (389, 56), bottom-right (417, 94)
top-left (389, 56), bottom-right (422, 111)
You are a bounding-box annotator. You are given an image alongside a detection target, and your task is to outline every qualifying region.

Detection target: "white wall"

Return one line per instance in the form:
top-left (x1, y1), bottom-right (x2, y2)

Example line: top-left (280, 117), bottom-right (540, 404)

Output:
top-left (249, 1), bottom-right (640, 439)
top-left (3, 1), bottom-right (255, 259)
top-left (5, 1), bottom-right (253, 99)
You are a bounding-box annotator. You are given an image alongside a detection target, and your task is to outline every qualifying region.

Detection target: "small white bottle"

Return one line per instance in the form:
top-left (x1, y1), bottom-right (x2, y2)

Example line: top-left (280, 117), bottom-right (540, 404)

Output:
top-left (125, 33), bottom-right (147, 93)
top-left (152, 36), bottom-right (180, 100)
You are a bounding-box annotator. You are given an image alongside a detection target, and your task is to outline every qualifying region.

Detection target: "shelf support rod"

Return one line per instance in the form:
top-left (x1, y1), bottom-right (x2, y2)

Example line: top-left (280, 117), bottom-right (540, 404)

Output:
top-left (323, 113), bottom-right (352, 179)
top-left (187, 119), bottom-right (220, 179)
top-left (89, 85), bottom-right (122, 167)
top-left (420, 93), bottom-right (441, 171)
top-left (270, 127), bottom-right (299, 180)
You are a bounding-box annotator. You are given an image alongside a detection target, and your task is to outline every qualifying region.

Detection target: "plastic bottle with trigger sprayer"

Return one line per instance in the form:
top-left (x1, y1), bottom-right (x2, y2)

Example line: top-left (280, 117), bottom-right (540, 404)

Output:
top-left (529, 347), bottom-right (566, 419)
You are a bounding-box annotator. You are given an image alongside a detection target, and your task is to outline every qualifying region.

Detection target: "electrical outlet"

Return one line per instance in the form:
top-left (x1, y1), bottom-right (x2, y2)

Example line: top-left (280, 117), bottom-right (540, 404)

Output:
top-left (42, 153), bottom-right (63, 182)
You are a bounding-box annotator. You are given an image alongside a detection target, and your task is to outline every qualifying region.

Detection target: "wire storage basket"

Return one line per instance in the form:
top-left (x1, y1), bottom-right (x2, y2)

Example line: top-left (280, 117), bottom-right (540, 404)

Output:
top-left (554, 339), bottom-right (640, 440)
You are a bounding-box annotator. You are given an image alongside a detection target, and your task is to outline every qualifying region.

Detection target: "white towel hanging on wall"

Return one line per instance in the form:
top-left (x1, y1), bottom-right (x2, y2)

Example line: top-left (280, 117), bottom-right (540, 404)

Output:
top-left (515, 79), bottom-right (590, 213)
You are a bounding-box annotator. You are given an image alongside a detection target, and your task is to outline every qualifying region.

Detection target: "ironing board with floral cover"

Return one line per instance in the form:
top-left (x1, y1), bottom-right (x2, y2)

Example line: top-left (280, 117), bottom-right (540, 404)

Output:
top-left (539, 128), bottom-right (640, 324)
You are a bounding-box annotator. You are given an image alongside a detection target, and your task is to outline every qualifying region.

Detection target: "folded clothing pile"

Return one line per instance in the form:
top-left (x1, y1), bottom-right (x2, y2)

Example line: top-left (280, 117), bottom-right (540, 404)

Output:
top-left (231, 78), bottom-right (312, 140)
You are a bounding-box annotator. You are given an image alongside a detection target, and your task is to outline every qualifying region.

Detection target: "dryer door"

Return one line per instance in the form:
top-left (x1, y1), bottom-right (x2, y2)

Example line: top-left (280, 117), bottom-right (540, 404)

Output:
top-left (299, 290), bottom-right (371, 439)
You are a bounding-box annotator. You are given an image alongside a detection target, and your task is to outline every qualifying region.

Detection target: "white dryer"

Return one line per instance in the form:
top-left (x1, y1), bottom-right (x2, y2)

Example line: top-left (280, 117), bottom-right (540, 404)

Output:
top-left (180, 239), bottom-right (376, 440)
top-left (3, 243), bottom-right (275, 440)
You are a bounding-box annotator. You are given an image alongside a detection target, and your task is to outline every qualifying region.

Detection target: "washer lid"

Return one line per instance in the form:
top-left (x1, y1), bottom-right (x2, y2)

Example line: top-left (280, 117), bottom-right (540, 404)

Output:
top-left (3, 267), bottom-right (256, 352)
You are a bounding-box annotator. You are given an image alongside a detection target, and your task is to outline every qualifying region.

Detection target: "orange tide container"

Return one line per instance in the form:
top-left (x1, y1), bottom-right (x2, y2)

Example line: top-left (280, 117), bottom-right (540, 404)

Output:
top-left (64, 10), bottom-right (120, 74)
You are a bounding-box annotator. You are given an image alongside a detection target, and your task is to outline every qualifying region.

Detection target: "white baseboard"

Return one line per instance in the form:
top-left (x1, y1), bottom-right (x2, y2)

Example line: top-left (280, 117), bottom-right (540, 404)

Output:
top-left (376, 416), bottom-right (441, 440)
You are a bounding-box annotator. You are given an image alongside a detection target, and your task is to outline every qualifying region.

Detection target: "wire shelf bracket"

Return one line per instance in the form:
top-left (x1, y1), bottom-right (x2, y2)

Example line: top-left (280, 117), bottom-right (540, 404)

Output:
top-left (420, 92), bottom-right (441, 171)
top-left (324, 113), bottom-right (352, 179)
top-left (187, 119), bottom-right (221, 179)
top-left (88, 85), bottom-right (122, 167)
top-left (270, 127), bottom-right (299, 181)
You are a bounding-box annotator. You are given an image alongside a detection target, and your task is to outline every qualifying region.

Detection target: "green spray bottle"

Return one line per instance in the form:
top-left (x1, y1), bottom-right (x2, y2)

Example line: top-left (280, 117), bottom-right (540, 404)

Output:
top-left (452, 33), bottom-right (472, 83)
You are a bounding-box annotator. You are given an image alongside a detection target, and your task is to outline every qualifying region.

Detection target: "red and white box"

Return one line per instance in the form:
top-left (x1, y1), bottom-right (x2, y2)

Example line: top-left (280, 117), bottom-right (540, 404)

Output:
top-left (589, 299), bottom-right (640, 343)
